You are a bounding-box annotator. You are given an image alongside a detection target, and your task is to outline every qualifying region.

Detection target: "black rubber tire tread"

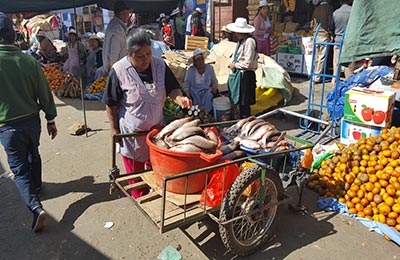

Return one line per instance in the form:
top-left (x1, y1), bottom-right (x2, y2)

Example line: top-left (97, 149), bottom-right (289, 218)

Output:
top-left (219, 164), bottom-right (284, 256)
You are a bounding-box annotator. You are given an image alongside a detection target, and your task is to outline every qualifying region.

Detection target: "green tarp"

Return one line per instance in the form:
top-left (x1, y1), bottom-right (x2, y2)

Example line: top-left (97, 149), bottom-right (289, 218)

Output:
top-left (0, 0), bottom-right (179, 14)
top-left (341, 0), bottom-right (400, 63)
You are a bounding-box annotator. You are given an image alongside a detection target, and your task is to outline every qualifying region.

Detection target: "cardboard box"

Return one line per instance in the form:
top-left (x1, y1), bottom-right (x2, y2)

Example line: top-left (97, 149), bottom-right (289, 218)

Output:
top-left (276, 53), bottom-right (303, 74)
top-left (343, 87), bottom-right (396, 128)
top-left (340, 119), bottom-right (383, 145)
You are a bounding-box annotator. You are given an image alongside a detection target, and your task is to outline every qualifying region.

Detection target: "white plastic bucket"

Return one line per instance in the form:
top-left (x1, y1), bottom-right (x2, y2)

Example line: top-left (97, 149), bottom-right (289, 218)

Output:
top-left (213, 96), bottom-right (231, 121)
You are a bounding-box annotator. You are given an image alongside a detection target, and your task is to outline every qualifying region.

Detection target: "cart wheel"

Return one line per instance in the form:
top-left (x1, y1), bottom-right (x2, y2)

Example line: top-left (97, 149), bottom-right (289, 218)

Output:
top-left (219, 165), bottom-right (284, 256)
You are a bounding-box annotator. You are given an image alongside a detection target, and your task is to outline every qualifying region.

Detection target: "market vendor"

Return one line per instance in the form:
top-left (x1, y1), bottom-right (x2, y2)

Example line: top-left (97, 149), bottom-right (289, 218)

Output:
top-left (63, 29), bottom-right (86, 78)
top-left (83, 34), bottom-right (103, 86)
top-left (226, 18), bottom-right (259, 119)
top-left (36, 30), bottom-right (58, 64)
top-left (102, 29), bottom-right (191, 198)
top-left (183, 48), bottom-right (218, 114)
top-left (253, 0), bottom-right (274, 56)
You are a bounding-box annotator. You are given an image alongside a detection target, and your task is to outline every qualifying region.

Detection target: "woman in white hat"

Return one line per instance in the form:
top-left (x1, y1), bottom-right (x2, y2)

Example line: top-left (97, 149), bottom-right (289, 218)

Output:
top-left (253, 0), bottom-right (274, 55)
top-left (226, 18), bottom-right (259, 119)
top-left (183, 48), bottom-right (218, 113)
top-left (63, 29), bottom-right (86, 77)
top-left (83, 34), bottom-right (103, 85)
top-left (36, 30), bottom-right (58, 63)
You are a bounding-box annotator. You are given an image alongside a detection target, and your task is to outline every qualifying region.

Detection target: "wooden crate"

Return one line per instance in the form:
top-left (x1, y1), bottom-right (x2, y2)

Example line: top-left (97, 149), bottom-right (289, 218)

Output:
top-left (185, 35), bottom-right (209, 51)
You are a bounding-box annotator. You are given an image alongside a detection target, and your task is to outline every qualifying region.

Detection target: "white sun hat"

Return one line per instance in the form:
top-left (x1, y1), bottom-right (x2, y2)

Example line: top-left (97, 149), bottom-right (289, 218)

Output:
top-left (188, 48), bottom-right (210, 64)
top-left (226, 17), bottom-right (255, 34)
top-left (170, 7), bottom-right (180, 16)
top-left (259, 0), bottom-right (274, 7)
top-left (65, 29), bottom-right (78, 37)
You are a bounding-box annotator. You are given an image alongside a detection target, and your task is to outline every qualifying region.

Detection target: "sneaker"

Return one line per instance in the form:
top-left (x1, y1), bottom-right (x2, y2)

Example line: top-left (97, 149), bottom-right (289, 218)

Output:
top-left (32, 208), bottom-right (47, 232)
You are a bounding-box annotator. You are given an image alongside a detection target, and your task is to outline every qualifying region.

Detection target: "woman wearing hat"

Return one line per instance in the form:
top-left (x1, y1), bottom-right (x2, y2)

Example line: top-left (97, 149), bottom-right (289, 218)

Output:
top-left (36, 30), bottom-right (58, 64)
top-left (102, 29), bottom-right (191, 198)
top-left (63, 29), bottom-right (86, 77)
top-left (253, 0), bottom-right (274, 56)
top-left (170, 7), bottom-right (185, 50)
top-left (83, 35), bottom-right (103, 85)
top-left (183, 48), bottom-right (218, 114)
top-left (226, 18), bottom-right (259, 119)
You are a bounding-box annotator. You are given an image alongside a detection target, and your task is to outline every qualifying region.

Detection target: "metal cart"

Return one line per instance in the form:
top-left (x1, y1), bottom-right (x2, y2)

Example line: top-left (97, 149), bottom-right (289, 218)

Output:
top-left (108, 108), bottom-right (331, 256)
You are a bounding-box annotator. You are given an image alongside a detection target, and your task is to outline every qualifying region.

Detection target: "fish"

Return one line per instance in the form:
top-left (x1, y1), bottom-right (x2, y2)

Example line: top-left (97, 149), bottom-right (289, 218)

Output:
top-left (154, 138), bottom-right (169, 149)
top-left (176, 135), bottom-right (217, 150)
top-left (220, 140), bottom-right (240, 155)
top-left (205, 128), bottom-right (219, 144)
top-left (247, 121), bottom-right (269, 137)
top-left (170, 144), bottom-right (203, 153)
top-left (154, 117), bottom-right (192, 140)
top-left (248, 124), bottom-right (275, 141)
top-left (258, 129), bottom-right (280, 147)
top-left (219, 150), bottom-right (246, 161)
top-left (241, 119), bottom-right (265, 137)
top-left (168, 126), bottom-right (205, 142)
top-left (234, 137), bottom-right (261, 150)
top-left (181, 119), bottom-right (201, 128)
top-left (236, 116), bottom-right (256, 129)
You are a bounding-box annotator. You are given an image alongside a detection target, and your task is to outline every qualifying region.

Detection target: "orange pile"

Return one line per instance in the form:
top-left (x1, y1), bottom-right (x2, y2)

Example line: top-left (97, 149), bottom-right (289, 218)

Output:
top-left (308, 127), bottom-right (400, 232)
top-left (87, 77), bottom-right (107, 94)
top-left (42, 65), bottom-right (65, 91)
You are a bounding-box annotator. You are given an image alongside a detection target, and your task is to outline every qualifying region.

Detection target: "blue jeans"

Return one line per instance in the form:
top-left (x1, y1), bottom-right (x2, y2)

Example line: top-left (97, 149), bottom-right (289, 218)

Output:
top-left (0, 115), bottom-right (42, 212)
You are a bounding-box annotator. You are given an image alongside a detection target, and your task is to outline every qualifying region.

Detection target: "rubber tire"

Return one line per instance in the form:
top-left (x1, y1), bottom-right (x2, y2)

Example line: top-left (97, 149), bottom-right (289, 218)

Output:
top-left (219, 165), bottom-right (284, 256)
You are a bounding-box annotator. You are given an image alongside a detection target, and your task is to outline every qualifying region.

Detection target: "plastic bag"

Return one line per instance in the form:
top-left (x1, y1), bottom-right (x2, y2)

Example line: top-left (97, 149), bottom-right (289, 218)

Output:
top-left (200, 160), bottom-right (240, 207)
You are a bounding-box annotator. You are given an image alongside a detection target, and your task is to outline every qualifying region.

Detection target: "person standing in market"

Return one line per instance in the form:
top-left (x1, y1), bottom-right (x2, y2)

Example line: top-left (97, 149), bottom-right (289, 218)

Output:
top-left (170, 7), bottom-right (186, 50)
top-left (63, 28), bottom-right (86, 78)
top-left (0, 13), bottom-right (57, 232)
top-left (102, 29), bottom-right (191, 198)
top-left (183, 49), bottom-right (219, 114)
top-left (92, 8), bottom-right (104, 33)
top-left (311, 0), bottom-right (333, 83)
top-left (185, 8), bottom-right (203, 35)
top-left (253, 0), bottom-right (274, 56)
top-left (102, 0), bottom-right (133, 76)
top-left (226, 18), bottom-right (259, 119)
top-left (331, 0), bottom-right (354, 84)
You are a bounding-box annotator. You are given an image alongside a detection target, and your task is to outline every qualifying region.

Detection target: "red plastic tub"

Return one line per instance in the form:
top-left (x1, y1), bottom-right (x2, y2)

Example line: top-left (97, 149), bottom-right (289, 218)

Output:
top-left (146, 129), bottom-right (222, 194)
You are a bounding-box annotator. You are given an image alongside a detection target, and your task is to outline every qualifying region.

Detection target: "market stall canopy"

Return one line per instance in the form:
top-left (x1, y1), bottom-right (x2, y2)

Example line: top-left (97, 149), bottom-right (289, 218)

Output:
top-left (341, 0), bottom-right (400, 63)
top-left (0, 0), bottom-right (179, 14)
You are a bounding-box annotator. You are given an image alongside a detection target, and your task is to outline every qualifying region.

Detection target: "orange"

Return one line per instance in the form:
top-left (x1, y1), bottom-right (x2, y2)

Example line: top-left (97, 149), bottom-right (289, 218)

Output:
top-left (360, 198), bottom-right (370, 207)
top-left (386, 218), bottom-right (397, 227)
top-left (388, 212), bottom-right (399, 219)
top-left (357, 189), bottom-right (365, 199)
top-left (347, 190), bottom-right (356, 198)
top-left (351, 197), bottom-right (361, 204)
top-left (357, 212), bottom-right (366, 218)
top-left (365, 182), bottom-right (374, 192)
top-left (350, 184), bottom-right (360, 192)
top-left (366, 192), bottom-right (374, 202)
top-left (395, 224), bottom-right (400, 232)
top-left (379, 180), bottom-right (389, 187)
top-left (385, 197), bottom-right (395, 207)
top-left (386, 185), bottom-right (396, 196)
top-left (348, 208), bottom-right (357, 215)
top-left (346, 201), bottom-right (354, 209)
top-left (363, 207), bottom-right (373, 216)
top-left (368, 173), bottom-right (378, 183)
top-left (393, 204), bottom-right (400, 214)
top-left (378, 213), bottom-right (386, 223)
top-left (355, 203), bottom-right (364, 212)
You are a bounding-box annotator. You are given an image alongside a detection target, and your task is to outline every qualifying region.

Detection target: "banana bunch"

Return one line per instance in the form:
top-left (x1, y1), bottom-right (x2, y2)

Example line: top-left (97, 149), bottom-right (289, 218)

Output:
top-left (87, 77), bottom-right (107, 94)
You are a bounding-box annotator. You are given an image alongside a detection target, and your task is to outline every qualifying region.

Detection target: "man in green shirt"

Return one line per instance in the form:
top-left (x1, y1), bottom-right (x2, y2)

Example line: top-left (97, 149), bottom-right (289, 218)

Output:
top-left (0, 13), bottom-right (57, 232)
top-left (170, 7), bottom-right (186, 50)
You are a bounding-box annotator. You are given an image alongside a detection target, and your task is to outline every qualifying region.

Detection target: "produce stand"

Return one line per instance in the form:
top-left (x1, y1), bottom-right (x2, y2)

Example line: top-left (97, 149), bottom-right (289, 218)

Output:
top-left (109, 108), bottom-right (331, 256)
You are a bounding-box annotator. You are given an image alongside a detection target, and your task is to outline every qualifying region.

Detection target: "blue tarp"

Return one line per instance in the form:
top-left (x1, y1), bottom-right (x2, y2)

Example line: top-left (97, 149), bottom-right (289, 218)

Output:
top-left (318, 197), bottom-right (400, 246)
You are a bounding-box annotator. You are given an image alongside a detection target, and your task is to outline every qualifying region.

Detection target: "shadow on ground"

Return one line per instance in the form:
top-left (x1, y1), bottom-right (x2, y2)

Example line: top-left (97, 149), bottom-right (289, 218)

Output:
top-left (0, 176), bottom-right (118, 260)
top-left (55, 96), bottom-right (105, 112)
top-left (181, 188), bottom-right (337, 260)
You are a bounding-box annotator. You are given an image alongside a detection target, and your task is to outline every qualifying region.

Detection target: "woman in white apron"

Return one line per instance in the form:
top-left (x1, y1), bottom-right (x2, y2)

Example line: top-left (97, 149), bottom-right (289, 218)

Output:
top-left (102, 29), bottom-right (191, 198)
top-left (63, 29), bottom-right (86, 77)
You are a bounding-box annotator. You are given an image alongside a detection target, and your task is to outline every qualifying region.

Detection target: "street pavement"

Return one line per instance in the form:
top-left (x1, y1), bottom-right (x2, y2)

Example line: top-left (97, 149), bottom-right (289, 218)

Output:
top-left (0, 76), bottom-right (399, 260)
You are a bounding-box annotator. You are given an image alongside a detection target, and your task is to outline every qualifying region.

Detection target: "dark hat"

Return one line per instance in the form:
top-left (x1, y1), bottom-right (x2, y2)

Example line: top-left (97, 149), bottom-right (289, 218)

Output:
top-left (0, 13), bottom-right (14, 34)
top-left (114, 1), bottom-right (133, 14)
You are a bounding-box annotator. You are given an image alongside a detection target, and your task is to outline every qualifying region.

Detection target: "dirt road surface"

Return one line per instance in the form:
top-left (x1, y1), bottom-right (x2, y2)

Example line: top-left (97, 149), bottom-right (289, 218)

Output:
top-left (0, 77), bottom-right (399, 259)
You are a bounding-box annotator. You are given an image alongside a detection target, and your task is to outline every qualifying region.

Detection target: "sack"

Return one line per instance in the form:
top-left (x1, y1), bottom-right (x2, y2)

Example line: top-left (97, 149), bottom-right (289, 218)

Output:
top-left (199, 161), bottom-right (240, 207)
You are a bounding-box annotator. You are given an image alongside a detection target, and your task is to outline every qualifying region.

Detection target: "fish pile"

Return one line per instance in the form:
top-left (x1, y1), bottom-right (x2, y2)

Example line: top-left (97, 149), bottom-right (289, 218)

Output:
top-left (222, 116), bottom-right (289, 152)
top-left (152, 117), bottom-right (219, 153)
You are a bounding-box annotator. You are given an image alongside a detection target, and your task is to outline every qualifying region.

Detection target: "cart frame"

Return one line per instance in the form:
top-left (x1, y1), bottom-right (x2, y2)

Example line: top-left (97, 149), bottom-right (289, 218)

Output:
top-left (109, 108), bottom-right (331, 255)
